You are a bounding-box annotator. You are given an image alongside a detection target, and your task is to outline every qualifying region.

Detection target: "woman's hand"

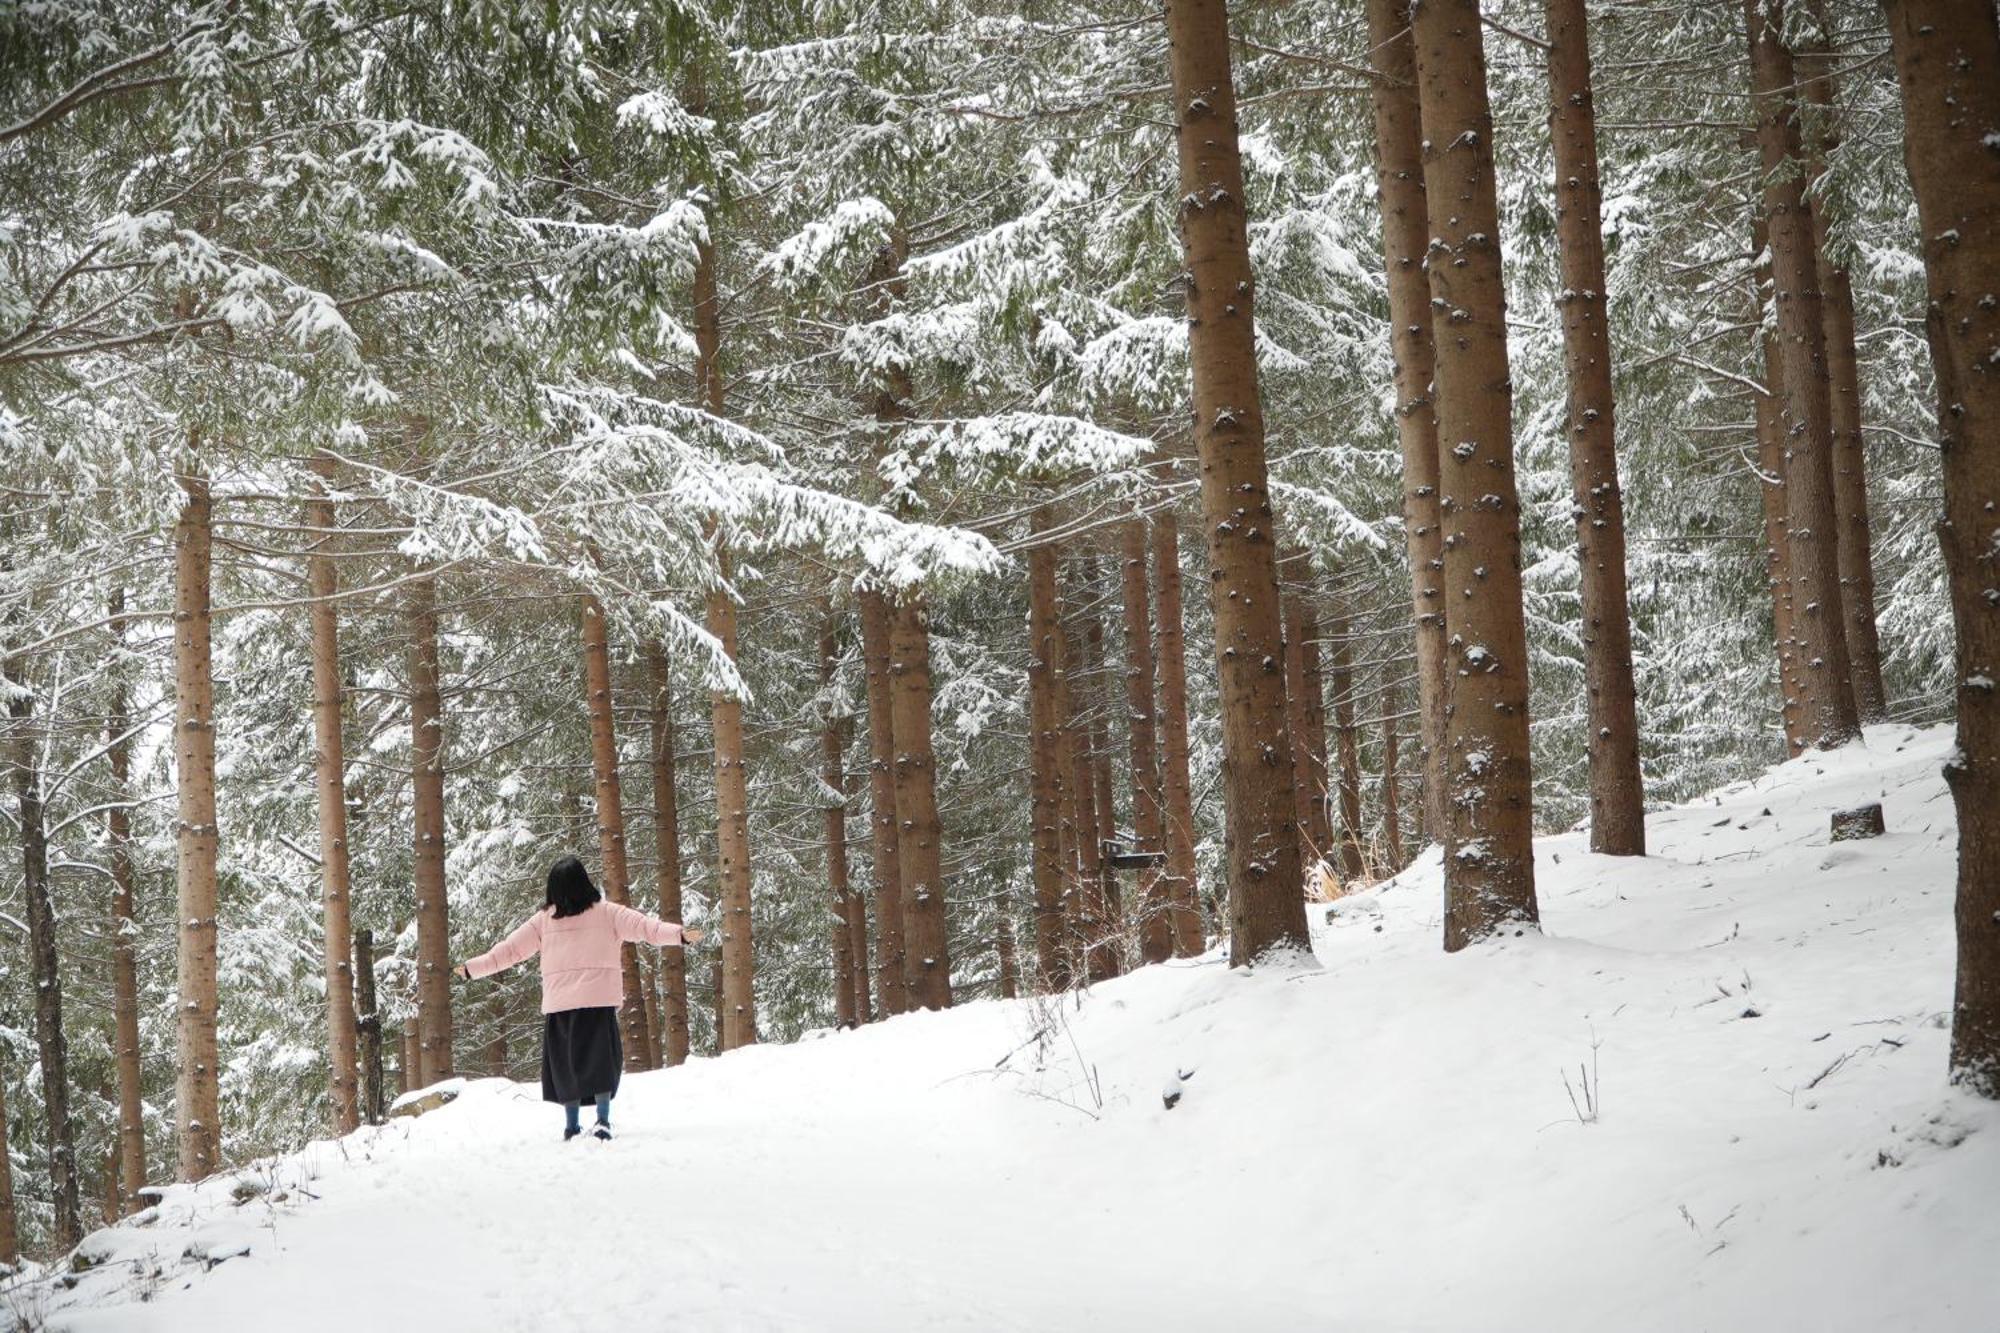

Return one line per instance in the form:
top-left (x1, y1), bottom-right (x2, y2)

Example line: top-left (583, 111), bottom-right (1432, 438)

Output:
top-left (454, 963), bottom-right (471, 981)
top-left (682, 927), bottom-right (704, 946)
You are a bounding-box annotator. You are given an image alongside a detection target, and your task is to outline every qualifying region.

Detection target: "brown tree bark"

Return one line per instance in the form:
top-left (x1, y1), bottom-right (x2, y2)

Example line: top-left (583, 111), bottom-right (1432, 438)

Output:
top-left (889, 593), bottom-right (953, 1009)
top-left (1150, 494), bottom-right (1204, 956)
top-left (5, 662), bottom-right (81, 1248)
top-left (1283, 576), bottom-right (1323, 868)
top-left (1744, 0), bottom-right (1861, 751)
top-left (857, 589), bottom-right (908, 1015)
top-left (1799, 1), bottom-right (1889, 723)
top-left (1121, 517), bottom-right (1171, 965)
top-left (107, 589), bottom-right (146, 1207)
top-left (691, 229), bottom-right (758, 1053)
top-left (1057, 577), bottom-right (1101, 980)
top-left (353, 928), bottom-right (385, 1123)
top-left (1027, 516), bottom-right (1073, 990)
top-left (820, 619), bottom-right (860, 1029)
top-left (580, 595), bottom-right (655, 1069)
top-left (173, 470), bottom-right (223, 1180)
top-left (0, 1066), bottom-right (17, 1264)
top-left (1752, 217), bottom-right (1810, 754)
top-left (1327, 598), bottom-right (1365, 881)
top-left (1082, 565), bottom-right (1124, 977)
top-left (646, 643), bottom-right (691, 1066)
top-left (1546, 0), bottom-right (1647, 855)
top-left (407, 573), bottom-right (454, 1085)
top-left (1163, 0), bottom-right (1309, 962)
top-left (1366, 0), bottom-right (1451, 846)
top-left (1412, 0), bottom-right (1542, 950)
top-left (1381, 677), bottom-right (1404, 870)
top-left (401, 1025), bottom-right (419, 1096)
top-left (305, 454), bottom-right (362, 1134)
top-left (1879, 0), bottom-right (2000, 1096)
top-left (706, 561), bottom-right (757, 1052)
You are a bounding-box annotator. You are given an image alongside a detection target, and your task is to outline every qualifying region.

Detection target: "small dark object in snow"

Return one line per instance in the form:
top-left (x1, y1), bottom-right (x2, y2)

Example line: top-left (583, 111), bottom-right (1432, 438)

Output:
top-left (1162, 1068), bottom-right (1196, 1110)
top-left (1830, 803), bottom-right (1885, 842)
top-left (1741, 1007), bottom-right (1762, 1019)
top-left (1761, 808), bottom-right (1772, 817)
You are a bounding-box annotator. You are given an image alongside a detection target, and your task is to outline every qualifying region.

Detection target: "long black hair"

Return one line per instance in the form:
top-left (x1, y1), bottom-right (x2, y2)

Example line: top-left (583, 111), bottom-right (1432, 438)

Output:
top-left (545, 855), bottom-right (602, 918)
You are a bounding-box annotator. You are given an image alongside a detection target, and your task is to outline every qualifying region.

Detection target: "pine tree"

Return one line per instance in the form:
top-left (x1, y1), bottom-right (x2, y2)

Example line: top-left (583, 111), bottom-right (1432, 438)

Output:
top-left (305, 455), bottom-right (361, 1134)
top-left (1743, 0), bottom-right (1860, 752)
top-left (1545, 0), bottom-right (1646, 855)
top-left (1878, 0), bottom-right (2000, 1097)
top-left (173, 470), bottom-right (222, 1180)
top-left (646, 644), bottom-right (692, 1066)
top-left (1412, 0), bottom-right (1542, 950)
top-left (579, 595), bottom-right (654, 1068)
top-left (1365, 0), bottom-right (1451, 847)
top-left (1162, 0), bottom-right (1309, 963)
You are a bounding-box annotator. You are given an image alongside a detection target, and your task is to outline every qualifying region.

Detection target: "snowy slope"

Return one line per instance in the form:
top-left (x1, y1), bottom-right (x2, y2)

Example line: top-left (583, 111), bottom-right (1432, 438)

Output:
top-left (18, 724), bottom-right (1997, 1333)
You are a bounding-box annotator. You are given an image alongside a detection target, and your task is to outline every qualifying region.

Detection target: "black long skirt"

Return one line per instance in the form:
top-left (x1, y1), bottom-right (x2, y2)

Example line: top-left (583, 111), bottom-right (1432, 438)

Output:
top-left (541, 1006), bottom-right (622, 1104)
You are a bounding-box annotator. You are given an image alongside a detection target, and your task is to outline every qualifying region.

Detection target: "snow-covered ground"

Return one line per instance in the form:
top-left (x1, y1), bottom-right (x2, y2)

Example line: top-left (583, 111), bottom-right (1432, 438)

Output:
top-left (17, 724), bottom-right (1997, 1332)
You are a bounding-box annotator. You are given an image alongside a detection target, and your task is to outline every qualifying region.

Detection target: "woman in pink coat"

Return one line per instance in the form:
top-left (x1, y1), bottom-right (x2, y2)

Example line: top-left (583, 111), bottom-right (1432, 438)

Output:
top-left (456, 855), bottom-right (702, 1140)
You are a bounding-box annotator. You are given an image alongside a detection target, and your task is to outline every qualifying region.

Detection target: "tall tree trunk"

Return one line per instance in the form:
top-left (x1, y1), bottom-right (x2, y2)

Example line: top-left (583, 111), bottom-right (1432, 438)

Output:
top-left (889, 594), bottom-right (952, 1009)
top-left (5, 664), bottom-right (81, 1249)
top-left (1302, 607), bottom-right (1334, 860)
top-left (1150, 493), bottom-right (1204, 956)
top-left (353, 928), bottom-right (384, 1124)
top-left (580, 595), bottom-right (654, 1068)
top-left (1799, 0), bottom-right (1889, 723)
top-left (1411, 0), bottom-right (1542, 950)
top-left (1121, 517), bottom-right (1171, 965)
top-left (1283, 575), bottom-right (1323, 869)
top-left (1878, 0), bottom-right (2000, 1096)
top-left (1546, 0), bottom-right (1647, 855)
top-left (305, 454), bottom-right (361, 1134)
top-left (1328, 598), bottom-right (1364, 880)
top-left (820, 613), bottom-right (873, 1026)
top-left (407, 573), bottom-right (454, 1085)
top-left (1366, 0), bottom-right (1451, 845)
top-left (1752, 217), bottom-right (1810, 754)
top-left (0, 1064), bottom-right (17, 1265)
top-left (107, 589), bottom-right (146, 1207)
top-left (1057, 576), bottom-right (1102, 981)
top-left (706, 561), bottom-right (757, 1052)
top-left (1381, 677), bottom-right (1404, 870)
top-left (1163, 0), bottom-right (1309, 963)
top-left (1082, 566), bottom-right (1123, 978)
top-left (646, 643), bottom-right (691, 1066)
top-left (857, 589), bottom-right (908, 1015)
top-left (820, 619), bottom-right (860, 1029)
top-left (173, 471), bottom-right (222, 1180)
top-left (1744, 0), bottom-right (1861, 750)
top-left (1027, 516), bottom-right (1073, 989)
top-left (691, 230), bottom-right (758, 1053)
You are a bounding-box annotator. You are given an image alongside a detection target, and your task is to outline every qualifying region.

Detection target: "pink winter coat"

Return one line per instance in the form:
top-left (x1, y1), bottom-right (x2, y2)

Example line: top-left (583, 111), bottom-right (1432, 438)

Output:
top-left (465, 900), bottom-right (685, 1014)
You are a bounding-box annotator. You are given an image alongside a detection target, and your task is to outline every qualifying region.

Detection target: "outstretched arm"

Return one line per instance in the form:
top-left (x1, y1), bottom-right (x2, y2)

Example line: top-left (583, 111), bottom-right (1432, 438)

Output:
top-left (609, 902), bottom-right (700, 949)
top-left (463, 911), bottom-right (546, 979)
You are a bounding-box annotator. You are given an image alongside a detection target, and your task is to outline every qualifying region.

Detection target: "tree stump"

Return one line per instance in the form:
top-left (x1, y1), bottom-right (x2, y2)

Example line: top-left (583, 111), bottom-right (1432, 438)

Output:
top-left (1830, 803), bottom-right (1886, 842)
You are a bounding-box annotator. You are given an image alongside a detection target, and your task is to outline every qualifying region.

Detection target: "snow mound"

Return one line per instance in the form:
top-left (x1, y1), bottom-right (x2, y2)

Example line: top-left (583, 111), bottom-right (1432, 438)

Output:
top-left (22, 724), bottom-right (1998, 1331)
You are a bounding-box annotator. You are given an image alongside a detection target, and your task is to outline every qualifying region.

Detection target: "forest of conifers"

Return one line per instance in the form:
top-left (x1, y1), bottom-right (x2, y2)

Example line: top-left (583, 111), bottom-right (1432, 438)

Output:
top-left (0, 0), bottom-right (1994, 1271)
